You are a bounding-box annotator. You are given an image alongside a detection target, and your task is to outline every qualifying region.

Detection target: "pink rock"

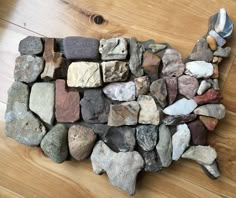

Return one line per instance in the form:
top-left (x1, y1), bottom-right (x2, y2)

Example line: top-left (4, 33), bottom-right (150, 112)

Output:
top-left (194, 88), bottom-right (222, 105)
top-left (178, 75), bottom-right (199, 99)
top-left (165, 77), bottom-right (178, 105)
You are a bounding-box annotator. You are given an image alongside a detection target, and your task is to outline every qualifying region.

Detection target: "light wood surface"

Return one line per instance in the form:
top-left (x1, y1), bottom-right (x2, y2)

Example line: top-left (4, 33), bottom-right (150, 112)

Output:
top-left (0, 0), bottom-right (236, 197)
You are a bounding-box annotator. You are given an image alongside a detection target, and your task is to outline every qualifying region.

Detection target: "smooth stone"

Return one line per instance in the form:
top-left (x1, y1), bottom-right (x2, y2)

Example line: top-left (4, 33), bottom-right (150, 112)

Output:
top-left (178, 75), bottom-right (199, 99)
top-left (80, 89), bottom-right (110, 124)
top-left (185, 61), bottom-right (213, 78)
top-left (213, 47), bottom-right (231, 57)
top-left (134, 76), bottom-right (150, 96)
top-left (207, 79), bottom-right (220, 91)
top-left (165, 77), bottom-right (177, 105)
top-left (40, 124), bottom-right (68, 163)
top-left (206, 35), bottom-right (217, 51)
top-left (68, 125), bottom-right (97, 160)
top-left (194, 89), bottom-right (221, 105)
top-left (156, 124), bottom-right (172, 167)
top-left (163, 114), bottom-right (197, 125)
top-left (99, 37), bottom-right (128, 60)
top-left (67, 62), bottom-right (102, 88)
top-left (148, 43), bottom-right (167, 53)
top-left (197, 80), bottom-right (212, 95)
top-left (18, 36), bottom-right (43, 55)
top-left (212, 64), bottom-right (219, 78)
top-left (201, 161), bottom-right (220, 179)
top-left (14, 55), bottom-right (44, 83)
top-left (108, 101), bottom-right (140, 126)
top-left (182, 145), bottom-right (217, 165)
top-left (188, 120), bottom-right (207, 146)
top-left (55, 79), bottom-right (80, 123)
top-left (172, 124), bottom-right (191, 160)
top-left (150, 79), bottom-right (167, 108)
top-left (138, 95), bottom-right (160, 125)
top-left (103, 81), bottom-right (136, 101)
top-left (91, 141), bottom-right (144, 195)
top-left (199, 116), bottom-right (218, 131)
top-left (29, 82), bottom-right (54, 125)
top-left (209, 30), bottom-right (226, 47)
top-left (194, 104), bottom-right (225, 119)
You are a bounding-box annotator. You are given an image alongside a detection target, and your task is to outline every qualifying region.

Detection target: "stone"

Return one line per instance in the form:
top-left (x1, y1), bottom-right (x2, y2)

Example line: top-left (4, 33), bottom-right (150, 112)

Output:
top-left (148, 43), bottom-right (167, 53)
top-left (41, 38), bottom-right (63, 80)
top-left (55, 79), bottom-right (80, 123)
top-left (138, 95), bottom-right (160, 125)
top-left (150, 79), bottom-right (167, 107)
top-left (68, 125), bottom-right (97, 160)
top-left (63, 36), bottom-right (99, 60)
top-left (40, 124), bottom-right (68, 163)
top-left (136, 125), bottom-right (158, 151)
top-left (103, 126), bottom-right (136, 152)
top-left (5, 82), bottom-right (46, 146)
top-left (14, 55), bottom-right (44, 83)
top-left (199, 116), bottom-right (218, 131)
top-left (134, 76), bottom-right (150, 96)
top-left (162, 49), bottom-right (185, 77)
top-left (54, 58), bottom-right (70, 79)
top-left (197, 80), bottom-right (212, 95)
top-left (212, 64), bottom-right (219, 78)
top-left (209, 30), bottom-right (226, 47)
top-left (163, 98), bottom-right (197, 116)
top-left (206, 35), bottom-right (217, 51)
top-left (194, 104), bottom-right (225, 119)
top-left (212, 79), bottom-right (220, 90)
top-left (201, 161), bottom-right (220, 179)
top-left (18, 36), bottom-right (43, 55)
top-left (194, 89), bottom-right (221, 105)
top-left (99, 37), bottom-right (128, 60)
top-left (163, 114), bottom-right (197, 125)
top-left (29, 82), bottom-right (54, 125)
top-left (91, 141), bottom-right (144, 195)
top-left (103, 81), bottom-right (136, 101)
top-left (140, 39), bottom-right (155, 50)
top-left (80, 89), bottom-right (110, 124)
top-left (208, 12), bottom-right (218, 33)
top-left (67, 62), bottom-right (102, 88)
top-left (172, 124), bottom-right (191, 160)
top-left (108, 101), bottom-right (140, 126)
top-left (165, 77), bottom-right (177, 105)
top-left (142, 51), bottom-right (160, 81)
top-left (156, 124), bottom-right (172, 167)
top-left (101, 61), bottom-right (129, 82)
top-left (182, 145), bottom-right (217, 165)
top-left (213, 47), bottom-right (231, 57)
top-left (185, 61), bottom-right (213, 79)
top-left (129, 37), bottom-right (144, 77)
top-left (212, 56), bottom-right (223, 64)
top-left (178, 75), bottom-right (199, 99)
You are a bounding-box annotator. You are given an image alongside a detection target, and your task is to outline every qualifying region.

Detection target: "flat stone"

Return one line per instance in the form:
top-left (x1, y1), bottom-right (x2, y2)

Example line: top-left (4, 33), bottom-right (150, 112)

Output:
top-left (197, 80), bottom-right (212, 95)
top-left (201, 161), bottom-right (220, 179)
top-left (165, 77), bottom-right (177, 105)
top-left (68, 125), bottom-right (97, 160)
top-left (18, 36), bottom-right (43, 55)
top-left (40, 124), bottom-right (68, 163)
top-left (212, 64), bottom-right (219, 78)
top-left (178, 75), bottom-right (199, 99)
top-left (194, 89), bottom-right (221, 105)
top-left (67, 62), bottom-right (102, 88)
top-left (134, 76), bottom-right (150, 96)
top-left (29, 82), bottom-right (54, 125)
top-left (148, 43), bottom-right (167, 53)
top-left (206, 35), bottom-right (217, 51)
top-left (150, 79), bottom-right (167, 107)
top-left (80, 89), bottom-right (110, 124)
top-left (213, 47), bottom-right (231, 57)
top-left (101, 61), bottom-right (129, 82)
top-left (209, 30), bottom-right (226, 47)
top-left (199, 116), bottom-right (218, 131)
top-left (138, 95), bottom-right (160, 125)
top-left (194, 104), bottom-right (225, 119)
top-left (163, 114), bottom-right (197, 125)
top-left (103, 81), bottom-right (136, 101)
top-left (14, 55), bottom-right (44, 83)
top-left (55, 79), bottom-right (80, 123)
top-left (99, 37), bottom-right (128, 60)
top-left (91, 141), bottom-right (144, 195)
top-left (108, 101), bottom-right (140, 126)
top-left (185, 61), bottom-right (213, 79)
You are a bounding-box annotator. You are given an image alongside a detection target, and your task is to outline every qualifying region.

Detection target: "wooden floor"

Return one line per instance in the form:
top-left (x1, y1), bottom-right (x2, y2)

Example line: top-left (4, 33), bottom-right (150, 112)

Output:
top-left (0, 0), bottom-right (236, 197)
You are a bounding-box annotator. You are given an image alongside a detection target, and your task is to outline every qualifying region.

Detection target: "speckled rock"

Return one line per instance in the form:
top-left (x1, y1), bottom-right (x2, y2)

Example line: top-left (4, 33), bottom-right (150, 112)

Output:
top-left (213, 47), bottom-right (231, 57)
top-left (163, 114), bottom-right (197, 125)
top-left (199, 116), bottom-right (218, 131)
top-left (150, 79), bottom-right (167, 108)
top-left (18, 36), bottom-right (43, 55)
top-left (178, 75), bottom-right (199, 99)
top-left (165, 77), bottom-right (178, 105)
top-left (185, 61), bottom-right (213, 79)
top-left (197, 80), bottom-right (212, 95)
top-left (194, 104), bottom-right (225, 119)
top-left (134, 76), bottom-right (150, 96)
top-left (194, 89), bottom-right (221, 105)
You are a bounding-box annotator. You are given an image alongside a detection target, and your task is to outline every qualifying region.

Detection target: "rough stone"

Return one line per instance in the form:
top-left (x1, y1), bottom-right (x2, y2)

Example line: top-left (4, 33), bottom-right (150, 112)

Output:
top-left (163, 114), bottom-right (197, 125)
top-left (201, 161), bottom-right (220, 179)
top-left (213, 47), bottom-right (231, 57)
top-left (134, 76), bottom-right (150, 96)
top-left (206, 35), bottom-right (217, 51)
top-left (150, 79), bottom-right (167, 107)
top-left (165, 77), bottom-right (178, 105)
top-left (148, 43), bottom-right (167, 53)
top-left (194, 104), bottom-right (225, 119)
top-left (209, 30), bottom-right (226, 47)
top-left (208, 79), bottom-right (220, 91)
top-left (178, 75), bottom-right (199, 99)
top-left (199, 116), bottom-right (218, 131)
top-left (212, 64), bottom-right (219, 78)
top-left (18, 36), bottom-right (43, 55)
top-left (194, 88), bottom-right (221, 105)
top-left (185, 61), bottom-right (213, 79)
top-left (197, 80), bottom-right (212, 95)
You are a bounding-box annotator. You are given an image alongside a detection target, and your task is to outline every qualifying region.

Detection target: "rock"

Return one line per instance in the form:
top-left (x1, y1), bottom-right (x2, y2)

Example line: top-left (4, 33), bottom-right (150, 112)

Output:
top-left (91, 141), bottom-right (144, 195)
top-left (208, 12), bottom-right (218, 33)
top-left (213, 47), bottom-right (231, 57)
top-left (5, 82), bottom-right (46, 146)
top-left (138, 95), bottom-right (160, 125)
top-left (40, 124), bottom-right (68, 163)
top-left (212, 56), bottom-right (223, 64)
top-left (172, 124), bottom-right (191, 160)
top-left (185, 61), bottom-right (213, 79)
top-left (197, 80), bottom-right (212, 95)
top-left (29, 82), bottom-right (54, 125)
top-left (134, 76), bottom-right (150, 96)
top-left (163, 98), bottom-right (197, 116)
top-left (188, 120), bottom-right (207, 146)
top-left (63, 36), bottom-right (99, 60)
top-left (209, 30), bottom-right (226, 47)
top-left (194, 89), bottom-right (221, 105)
top-left (206, 35), bottom-right (217, 51)
top-left (55, 79), bottom-right (80, 123)
top-left (156, 124), bottom-right (172, 167)
top-left (182, 145), bottom-right (217, 165)
top-left (80, 89), bottom-right (110, 124)
top-left (68, 125), bottom-right (97, 160)
top-left (103, 81), bottom-right (136, 101)
top-left (150, 79), bottom-right (167, 107)
top-left (194, 104), bottom-right (225, 119)
top-left (163, 114), bottom-right (197, 125)
top-left (54, 58), bottom-right (70, 79)
top-left (201, 161), bottom-right (220, 179)
top-left (129, 38), bottom-right (144, 77)
top-left (162, 49), bottom-right (185, 77)
top-left (140, 39), bottom-right (155, 50)
top-left (103, 126), bottom-right (136, 152)
top-left (212, 64), bottom-right (219, 78)
top-left (142, 51), bottom-right (160, 81)
top-left (165, 77), bottom-right (177, 105)
top-left (101, 61), bottom-right (129, 82)
top-left (18, 36), bottom-right (43, 55)
top-left (212, 79), bottom-right (220, 90)
top-left (178, 75), bottom-right (199, 99)
top-left (99, 37), bottom-right (128, 60)
top-left (148, 43), bottom-right (167, 53)
top-left (136, 125), bottom-right (158, 151)
top-left (108, 101), bottom-right (140, 126)
top-left (199, 116), bottom-right (218, 131)
top-left (14, 55), bottom-right (44, 83)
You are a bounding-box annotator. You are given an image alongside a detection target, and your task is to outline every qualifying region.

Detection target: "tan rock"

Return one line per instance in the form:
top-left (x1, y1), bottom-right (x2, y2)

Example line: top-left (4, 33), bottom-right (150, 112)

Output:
top-left (134, 76), bottom-right (150, 96)
top-left (212, 64), bottom-right (219, 78)
top-left (207, 35), bottom-right (217, 51)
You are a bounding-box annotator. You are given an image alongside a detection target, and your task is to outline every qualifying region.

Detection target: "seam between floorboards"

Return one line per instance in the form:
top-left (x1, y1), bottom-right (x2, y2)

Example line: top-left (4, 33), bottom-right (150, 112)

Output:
top-left (222, 55), bottom-right (236, 91)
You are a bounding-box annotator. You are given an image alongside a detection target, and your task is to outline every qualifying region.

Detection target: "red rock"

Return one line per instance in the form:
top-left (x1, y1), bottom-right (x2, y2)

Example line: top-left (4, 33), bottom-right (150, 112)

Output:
top-left (178, 75), bottom-right (199, 99)
top-left (199, 116), bottom-right (218, 131)
top-left (165, 77), bottom-right (177, 105)
top-left (194, 88), bottom-right (221, 105)
top-left (188, 120), bottom-right (208, 145)
top-left (55, 79), bottom-right (80, 123)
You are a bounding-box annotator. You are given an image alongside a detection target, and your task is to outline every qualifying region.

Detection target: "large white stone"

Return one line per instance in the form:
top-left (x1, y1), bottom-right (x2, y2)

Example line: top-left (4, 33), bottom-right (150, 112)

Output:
top-left (185, 61), bottom-right (213, 78)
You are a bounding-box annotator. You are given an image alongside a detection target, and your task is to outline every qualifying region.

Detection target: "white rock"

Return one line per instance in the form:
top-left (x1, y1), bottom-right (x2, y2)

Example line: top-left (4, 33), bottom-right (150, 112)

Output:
top-left (197, 80), bottom-right (212, 95)
top-left (185, 61), bottom-right (213, 78)
top-left (202, 161), bottom-right (220, 179)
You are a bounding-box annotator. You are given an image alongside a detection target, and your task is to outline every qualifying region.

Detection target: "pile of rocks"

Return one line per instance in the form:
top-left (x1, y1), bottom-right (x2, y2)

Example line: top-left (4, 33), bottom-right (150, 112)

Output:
top-left (5, 8), bottom-right (233, 195)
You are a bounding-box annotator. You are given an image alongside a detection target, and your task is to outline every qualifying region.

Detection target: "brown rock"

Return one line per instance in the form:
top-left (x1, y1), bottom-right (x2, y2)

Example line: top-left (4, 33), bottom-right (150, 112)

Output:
top-left (188, 120), bottom-right (208, 145)
top-left (150, 79), bottom-right (167, 107)
top-left (165, 77), bottom-right (177, 105)
top-left (194, 88), bottom-right (221, 105)
top-left (207, 35), bottom-right (217, 51)
top-left (199, 116), bottom-right (218, 131)
top-left (178, 75), bottom-right (199, 99)
top-left (212, 64), bottom-right (219, 78)
top-left (134, 76), bottom-right (150, 96)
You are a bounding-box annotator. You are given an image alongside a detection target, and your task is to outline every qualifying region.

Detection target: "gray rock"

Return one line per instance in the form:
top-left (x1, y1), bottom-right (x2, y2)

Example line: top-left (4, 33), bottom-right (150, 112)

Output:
top-left (134, 76), bottom-right (150, 96)
top-left (197, 80), bottom-right (212, 95)
top-left (163, 114), bottom-right (197, 125)
top-left (213, 47), bottom-right (231, 57)
top-left (140, 39), bottom-right (155, 50)
top-left (209, 30), bottom-right (226, 47)
top-left (148, 44), bottom-right (167, 53)
top-left (178, 75), bottom-right (199, 99)
top-left (150, 78), bottom-right (167, 108)
top-left (165, 77), bottom-right (178, 105)
top-left (18, 36), bottom-right (43, 55)
top-left (201, 160), bottom-right (220, 179)
top-left (194, 104), bottom-right (225, 119)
